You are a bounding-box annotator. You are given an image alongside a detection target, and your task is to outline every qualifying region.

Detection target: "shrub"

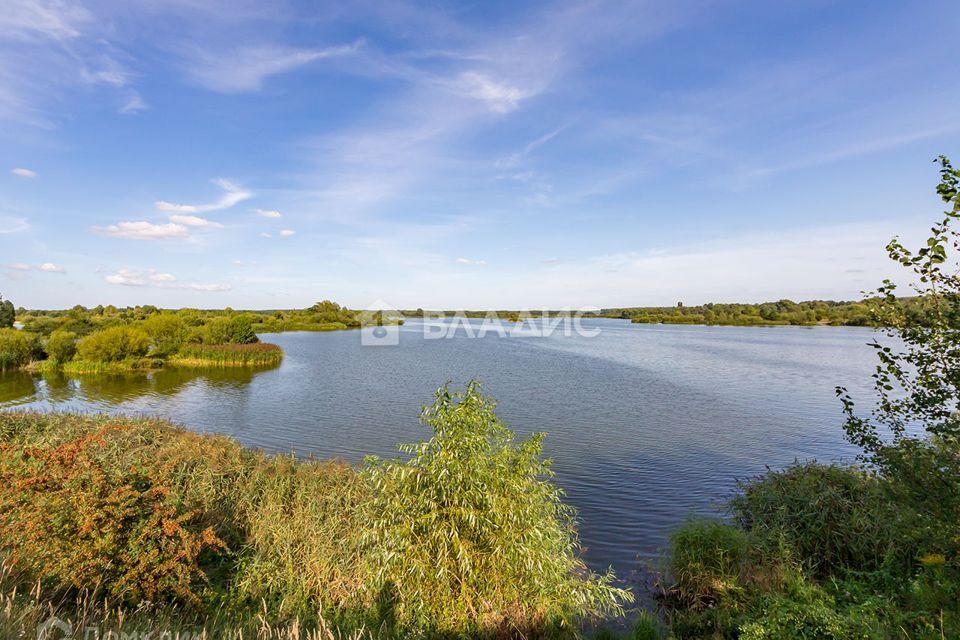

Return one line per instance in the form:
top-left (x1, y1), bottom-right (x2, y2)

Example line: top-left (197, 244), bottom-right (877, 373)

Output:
top-left (0, 426), bottom-right (225, 606)
top-left (0, 328), bottom-right (41, 370)
top-left (45, 330), bottom-right (77, 363)
top-left (738, 579), bottom-right (881, 640)
top-left (142, 313), bottom-right (188, 357)
top-left (730, 463), bottom-right (903, 579)
top-left (361, 381), bottom-right (631, 633)
top-left (204, 315), bottom-right (259, 345)
top-left (668, 520), bottom-right (749, 609)
top-left (77, 325), bottom-right (150, 362)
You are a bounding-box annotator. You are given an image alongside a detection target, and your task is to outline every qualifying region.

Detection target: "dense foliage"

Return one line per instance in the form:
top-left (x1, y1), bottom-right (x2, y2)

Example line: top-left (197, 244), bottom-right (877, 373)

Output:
top-left (662, 157), bottom-right (960, 638)
top-left (0, 382), bottom-right (625, 637)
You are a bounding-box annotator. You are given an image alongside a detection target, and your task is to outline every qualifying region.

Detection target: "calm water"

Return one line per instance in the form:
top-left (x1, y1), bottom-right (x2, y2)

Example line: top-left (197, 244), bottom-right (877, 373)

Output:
top-left (0, 318), bottom-right (880, 583)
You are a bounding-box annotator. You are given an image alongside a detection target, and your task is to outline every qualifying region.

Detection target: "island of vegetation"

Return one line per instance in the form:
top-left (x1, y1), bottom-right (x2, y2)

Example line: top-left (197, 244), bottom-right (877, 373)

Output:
top-left (0, 158), bottom-right (957, 639)
top-left (0, 300), bottom-right (400, 373)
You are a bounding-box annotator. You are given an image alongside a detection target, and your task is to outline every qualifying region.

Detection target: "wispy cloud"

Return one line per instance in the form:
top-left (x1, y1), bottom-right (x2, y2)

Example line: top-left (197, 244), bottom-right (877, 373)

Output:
top-left (254, 208), bottom-right (281, 218)
top-left (0, 216), bottom-right (28, 233)
top-left (4, 261), bottom-right (66, 274)
top-left (155, 178), bottom-right (251, 213)
top-left (279, 229), bottom-right (295, 237)
top-left (456, 257), bottom-right (487, 266)
top-left (11, 167), bottom-right (36, 178)
top-left (0, 0), bottom-right (139, 125)
top-left (183, 40), bottom-right (364, 93)
top-left (455, 72), bottom-right (530, 113)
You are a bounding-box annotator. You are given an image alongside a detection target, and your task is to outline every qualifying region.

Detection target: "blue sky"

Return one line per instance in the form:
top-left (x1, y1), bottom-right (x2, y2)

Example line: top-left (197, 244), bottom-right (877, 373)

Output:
top-left (1, 0), bottom-right (958, 310)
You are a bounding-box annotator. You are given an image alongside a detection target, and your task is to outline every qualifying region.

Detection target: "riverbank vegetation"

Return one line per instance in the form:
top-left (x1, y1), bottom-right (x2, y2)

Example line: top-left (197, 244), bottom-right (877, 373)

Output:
top-left (2, 300), bottom-right (408, 372)
top-left (658, 157), bottom-right (960, 638)
top-left (602, 299), bottom-right (881, 326)
top-left (0, 382), bottom-right (629, 638)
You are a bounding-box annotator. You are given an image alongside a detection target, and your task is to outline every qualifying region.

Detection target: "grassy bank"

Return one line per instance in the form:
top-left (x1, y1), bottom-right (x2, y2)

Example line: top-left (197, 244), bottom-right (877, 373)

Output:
top-left (0, 382), bottom-right (630, 638)
top-left (659, 462), bottom-right (958, 638)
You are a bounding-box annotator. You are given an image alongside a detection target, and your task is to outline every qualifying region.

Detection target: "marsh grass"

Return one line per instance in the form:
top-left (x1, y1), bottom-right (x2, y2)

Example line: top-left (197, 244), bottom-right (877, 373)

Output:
top-left (171, 343), bottom-right (284, 367)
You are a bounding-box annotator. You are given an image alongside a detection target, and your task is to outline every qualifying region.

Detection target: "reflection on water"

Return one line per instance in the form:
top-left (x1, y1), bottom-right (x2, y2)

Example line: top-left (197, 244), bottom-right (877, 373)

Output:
top-left (0, 371), bottom-right (37, 405)
top-left (0, 320), bottom-right (881, 581)
top-left (0, 365), bottom-right (276, 408)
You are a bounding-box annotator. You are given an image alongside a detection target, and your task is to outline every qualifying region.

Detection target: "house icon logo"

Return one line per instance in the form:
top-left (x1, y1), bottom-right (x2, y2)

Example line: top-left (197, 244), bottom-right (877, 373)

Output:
top-left (37, 616), bottom-right (72, 639)
top-left (359, 299), bottom-right (404, 346)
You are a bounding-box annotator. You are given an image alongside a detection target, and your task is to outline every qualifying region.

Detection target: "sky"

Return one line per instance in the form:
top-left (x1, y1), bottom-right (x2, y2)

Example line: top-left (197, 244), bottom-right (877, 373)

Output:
top-left (1, 0), bottom-right (959, 310)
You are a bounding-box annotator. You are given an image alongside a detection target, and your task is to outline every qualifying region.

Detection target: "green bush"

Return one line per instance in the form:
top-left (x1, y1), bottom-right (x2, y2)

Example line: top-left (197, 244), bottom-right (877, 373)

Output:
top-left (45, 330), bottom-right (77, 363)
top-left (668, 520), bottom-right (749, 609)
top-left (0, 328), bottom-right (40, 370)
top-left (739, 579), bottom-right (881, 640)
top-left (730, 463), bottom-right (903, 578)
top-left (204, 315), bottom-right (259, 345)
top-left (142, 313), bottom-right (188, 357)
top-left (77, 325), bottom-right (151, 362)
top-left (362, 381), bottom-right (631, 632)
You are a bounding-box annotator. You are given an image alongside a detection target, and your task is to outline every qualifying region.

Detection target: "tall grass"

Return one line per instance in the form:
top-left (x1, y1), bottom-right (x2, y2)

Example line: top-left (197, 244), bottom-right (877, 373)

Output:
top-left (171, 343), bottom-right (284, 367)
top-left (0, 382), bottom-right (626, 636)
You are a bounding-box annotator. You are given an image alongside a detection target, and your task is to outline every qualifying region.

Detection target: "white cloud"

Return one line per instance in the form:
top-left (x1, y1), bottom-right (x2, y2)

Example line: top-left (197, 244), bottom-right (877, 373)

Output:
top-left (255, 208), bottom-right (282, 218)
top-left (0, 216), bottom-right (29, 233)
top-left (11, 167), bottom-right (36, 178)
top-left (184, 41), bottom-right (364, 93)
top-left (457, 72), bottom-right (530, 113)
top-left (92, 221), bottom-right (189, 240)
top-left (38, 262), bottom-right (64, 273)
top-left (104, 268), bottom-right (230, 292)
top-left (169, 214), bottom-right (223, 229)
top-left (155, 178), bottom-right (251, 213)
top-left (5, 263), bottom-right (31, 270)
top-left (279, 229), bottom-right (296, 237)
top-left (104, 268), bottom-right (147, 286)
top-left (456, 257), bottom-right (487, 266)
top-left (259, 232), bottom-right (272, 238)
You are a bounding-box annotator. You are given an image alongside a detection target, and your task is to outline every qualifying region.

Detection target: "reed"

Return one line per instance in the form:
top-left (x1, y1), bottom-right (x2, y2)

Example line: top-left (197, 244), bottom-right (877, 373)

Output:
top-left (171, 343), bottom-right (284, 367)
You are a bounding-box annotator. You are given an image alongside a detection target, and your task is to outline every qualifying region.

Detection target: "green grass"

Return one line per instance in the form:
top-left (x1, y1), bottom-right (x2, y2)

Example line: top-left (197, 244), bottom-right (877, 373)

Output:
top-left (169, 343), bottom-right (284, 367)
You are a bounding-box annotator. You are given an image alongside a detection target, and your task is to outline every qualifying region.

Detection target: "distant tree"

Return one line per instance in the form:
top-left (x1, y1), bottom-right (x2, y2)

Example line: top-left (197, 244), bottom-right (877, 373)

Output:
top-left (0, 295), bottom-right (14, 328)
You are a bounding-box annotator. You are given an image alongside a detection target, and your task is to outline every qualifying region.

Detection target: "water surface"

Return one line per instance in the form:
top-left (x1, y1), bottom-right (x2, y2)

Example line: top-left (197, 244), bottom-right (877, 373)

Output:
top-left (0, 318), bottom-right (880, 583)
